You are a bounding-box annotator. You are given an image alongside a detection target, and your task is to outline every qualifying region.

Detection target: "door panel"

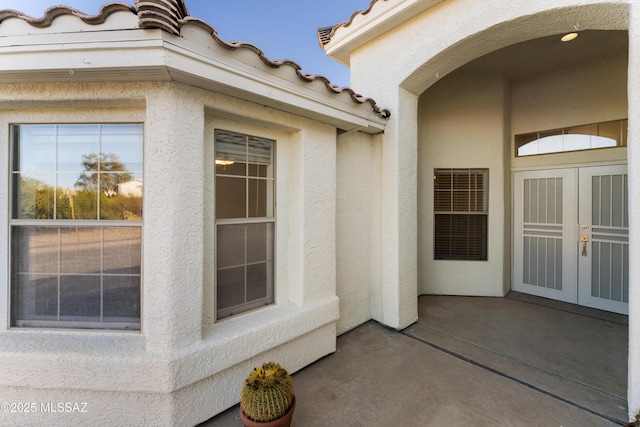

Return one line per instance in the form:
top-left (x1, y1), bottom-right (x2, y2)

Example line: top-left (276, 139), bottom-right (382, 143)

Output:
top-left (578, 165), bottom-right (629, 314)
top-left (513, 169), bottom-right (578, 303)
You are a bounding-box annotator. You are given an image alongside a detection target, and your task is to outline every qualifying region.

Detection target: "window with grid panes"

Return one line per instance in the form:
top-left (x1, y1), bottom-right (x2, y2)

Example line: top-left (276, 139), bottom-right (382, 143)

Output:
top-left (10, 124), bottom-right (143, 330)
top-left (215, 130), bottom-right (275, 320)
top-left (434, 168), bottom-right (488, 260)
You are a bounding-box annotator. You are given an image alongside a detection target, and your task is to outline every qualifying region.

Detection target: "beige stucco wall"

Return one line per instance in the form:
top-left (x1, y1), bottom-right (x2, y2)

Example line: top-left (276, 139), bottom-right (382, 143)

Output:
top-left (0, 81), bottom-right (340, 425)
top-left (511, 51), bottom-right (628, 169)
top-left (336, 130), bottom-right (382, 334)
top-left (418, 72), bottom-right (509, 296)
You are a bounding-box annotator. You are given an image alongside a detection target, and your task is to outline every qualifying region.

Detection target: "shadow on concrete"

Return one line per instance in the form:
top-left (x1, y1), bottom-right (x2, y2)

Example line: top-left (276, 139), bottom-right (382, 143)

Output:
top-left (201, 293), bottom-right (628, 426)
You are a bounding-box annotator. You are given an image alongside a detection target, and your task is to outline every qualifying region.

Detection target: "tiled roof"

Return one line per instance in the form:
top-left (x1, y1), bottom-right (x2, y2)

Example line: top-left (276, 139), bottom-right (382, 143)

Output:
top-left (0, 0), bottom-right (391, 119)
top-left (181, 16), bottom-right (391, 119)
top-left (0, 3), bottom-right (135, 27)
top-left (317, 0), bottom-right (387, 48)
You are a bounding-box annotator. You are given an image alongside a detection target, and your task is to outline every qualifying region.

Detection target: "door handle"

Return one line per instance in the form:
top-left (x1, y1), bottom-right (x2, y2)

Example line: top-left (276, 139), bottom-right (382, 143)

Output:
top-left (580, 234), bottom-right (589, 257)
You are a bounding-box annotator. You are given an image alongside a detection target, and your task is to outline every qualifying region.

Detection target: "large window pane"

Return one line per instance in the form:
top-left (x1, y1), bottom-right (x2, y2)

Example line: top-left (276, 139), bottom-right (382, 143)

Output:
top-left (11, 226), bottom-right (141, 328)
top-left (12, 124), bottom-right (143, 222)
top-left (216, 222), bottom-right (274, 318)
top-left (434, 169), bottom-right (488, 261)
top-left (10, 124), bottom-right (143, 330)
top-left (215, 130), bottom-right (275, 320)
top-left (434, 214), bottom-right (488, 260)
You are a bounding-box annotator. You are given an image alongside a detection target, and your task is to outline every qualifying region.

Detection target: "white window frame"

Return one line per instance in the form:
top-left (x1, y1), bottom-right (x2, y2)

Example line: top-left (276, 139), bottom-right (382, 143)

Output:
top-left (9, 124), bottom-right (143, 330)
top-left (433, 168), bottom-right (489, 261)
top-left (214, 129), bottom-right (276, 320)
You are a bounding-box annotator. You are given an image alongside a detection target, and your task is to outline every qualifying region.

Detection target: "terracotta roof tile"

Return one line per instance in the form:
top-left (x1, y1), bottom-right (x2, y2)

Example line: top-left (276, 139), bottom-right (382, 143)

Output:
top-left (136, 0), bottom-right (188, 35)
top-left (0, 0), bottom-right (391, 119)
top-left (181, 15), bottom-right (390, 118)
top-left (0, 3), bottom-right (135, 27)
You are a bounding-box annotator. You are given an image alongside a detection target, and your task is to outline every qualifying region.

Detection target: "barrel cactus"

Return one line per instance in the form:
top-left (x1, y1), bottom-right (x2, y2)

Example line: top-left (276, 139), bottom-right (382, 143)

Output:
top-left (240, 362), bottom-right (295, 423)
top-left (628, 409), bottom-right (640, 427)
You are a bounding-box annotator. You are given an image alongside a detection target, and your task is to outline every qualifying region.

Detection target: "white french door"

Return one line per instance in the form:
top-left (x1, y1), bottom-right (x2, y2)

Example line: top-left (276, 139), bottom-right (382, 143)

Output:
top-left (513, 169), bottom-right (579, 304)
top-left (513, 165), bottom-right (628, 314)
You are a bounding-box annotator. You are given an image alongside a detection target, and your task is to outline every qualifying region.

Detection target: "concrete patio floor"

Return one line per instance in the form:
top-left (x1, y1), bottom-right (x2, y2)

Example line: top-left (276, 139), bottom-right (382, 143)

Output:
top-left (200, 293), bottom-right (629, 426)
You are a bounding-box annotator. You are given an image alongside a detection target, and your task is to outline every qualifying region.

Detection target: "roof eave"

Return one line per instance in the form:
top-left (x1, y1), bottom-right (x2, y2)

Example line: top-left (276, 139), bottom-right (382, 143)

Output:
top-left (0, 29), bottom-right (387, 134)
top-left (323, 0), bottom-right (444, 66)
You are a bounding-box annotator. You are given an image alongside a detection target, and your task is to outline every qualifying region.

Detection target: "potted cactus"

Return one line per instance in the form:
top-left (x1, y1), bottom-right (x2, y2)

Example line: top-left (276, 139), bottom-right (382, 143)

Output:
top-left (239, 362), bottom-right (296, 427)
top-left (627, 409), bottom-right (640, 427)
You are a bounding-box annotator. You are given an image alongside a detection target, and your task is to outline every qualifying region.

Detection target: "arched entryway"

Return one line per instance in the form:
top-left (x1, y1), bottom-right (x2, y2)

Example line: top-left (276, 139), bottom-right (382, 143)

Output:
top-left (333, 0), bottom-right (638, 414)
top-left (385, 0), bottom-right (637, 417)
top-left (417, 29), bottom-right (629, 310)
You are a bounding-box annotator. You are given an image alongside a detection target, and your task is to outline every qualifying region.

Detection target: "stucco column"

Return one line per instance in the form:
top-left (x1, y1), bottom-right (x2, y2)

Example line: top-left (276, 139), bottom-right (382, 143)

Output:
top-left (628, 1), bottom-right (640, 417)
top-left (288, 125), bottom-right (337, 306)
top-left (144, 84), bottom-right (205, 353)
top-left (377, 87), bottom-right (419, 329)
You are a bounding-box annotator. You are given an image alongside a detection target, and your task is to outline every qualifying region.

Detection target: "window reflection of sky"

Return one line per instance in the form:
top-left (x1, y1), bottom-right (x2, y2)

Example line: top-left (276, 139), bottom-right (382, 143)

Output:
top-left (14, 124), bottom-right (143, 189)
top-left (517, 134), bottom-right (617, 156)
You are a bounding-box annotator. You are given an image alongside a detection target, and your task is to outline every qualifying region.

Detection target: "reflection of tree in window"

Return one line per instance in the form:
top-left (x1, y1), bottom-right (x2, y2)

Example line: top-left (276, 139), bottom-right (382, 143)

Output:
top-left (10, 123), bottom-right (143, 330)
top-left (18, 177), bottom-right (55, 219)
top-left (69, 153), bottom-right (141, 221)
top-left (75, 153), bottom-right (133, 195)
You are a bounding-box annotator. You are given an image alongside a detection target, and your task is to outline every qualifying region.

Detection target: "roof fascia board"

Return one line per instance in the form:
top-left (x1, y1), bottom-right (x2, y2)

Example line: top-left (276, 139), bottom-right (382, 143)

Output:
top-left (325, 0), bottom-right (445, 66)
top-left (0, 29), bottom-right (385, 133)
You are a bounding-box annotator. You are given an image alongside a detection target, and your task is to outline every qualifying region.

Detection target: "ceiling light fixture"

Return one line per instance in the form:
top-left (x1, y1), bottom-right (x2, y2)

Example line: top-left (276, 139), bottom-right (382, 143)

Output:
top-left (561, 32), bottom-right (579, 42)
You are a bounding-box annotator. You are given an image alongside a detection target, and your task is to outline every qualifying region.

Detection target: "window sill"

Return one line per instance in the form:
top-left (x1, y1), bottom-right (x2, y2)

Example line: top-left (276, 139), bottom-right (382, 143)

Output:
top-left (0, 328), bottom-right (146, 357)
top-left (197, 298), bottom-right (339, 377)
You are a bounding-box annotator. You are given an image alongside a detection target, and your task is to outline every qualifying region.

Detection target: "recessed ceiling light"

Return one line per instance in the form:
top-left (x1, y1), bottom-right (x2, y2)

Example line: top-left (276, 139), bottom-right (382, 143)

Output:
top-left (561, 32), bottom-right (579, 42)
